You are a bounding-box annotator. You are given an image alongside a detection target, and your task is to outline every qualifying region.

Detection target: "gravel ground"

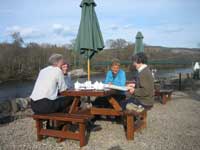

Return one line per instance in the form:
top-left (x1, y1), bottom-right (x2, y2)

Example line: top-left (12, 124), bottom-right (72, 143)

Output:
top-left (0, 90), bottom-right (200, 150)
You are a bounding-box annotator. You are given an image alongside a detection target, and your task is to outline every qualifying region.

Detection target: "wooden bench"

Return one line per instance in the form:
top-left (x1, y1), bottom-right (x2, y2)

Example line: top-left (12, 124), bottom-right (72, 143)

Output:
top-left (121, 109), bottom-right (148, 140)
top-left (32, 113), bottom-right (92, 147)
top-left (155, 89), bottom-right (173, 104)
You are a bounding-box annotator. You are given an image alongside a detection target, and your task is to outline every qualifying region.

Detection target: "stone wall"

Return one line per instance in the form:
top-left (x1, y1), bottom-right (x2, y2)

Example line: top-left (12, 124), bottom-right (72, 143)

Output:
top-left (0, 97), bottom-right (31, 124)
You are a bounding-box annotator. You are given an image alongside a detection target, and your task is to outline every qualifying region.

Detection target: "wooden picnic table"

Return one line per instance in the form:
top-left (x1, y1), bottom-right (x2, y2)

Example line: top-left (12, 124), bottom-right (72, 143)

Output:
top-left (60, 89), bottom-right (122, 116)
top-left (61, 89), bottom-right (147, 140)
top-left (32, 89), bottom-right (148, 146)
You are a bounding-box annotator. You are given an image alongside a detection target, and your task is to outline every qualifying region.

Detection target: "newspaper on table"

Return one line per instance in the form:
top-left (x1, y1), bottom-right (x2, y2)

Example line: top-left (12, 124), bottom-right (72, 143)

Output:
top-left (74, 81), bottom-right (128, 91)
top-left (104, 84), bottom-right (128, 91)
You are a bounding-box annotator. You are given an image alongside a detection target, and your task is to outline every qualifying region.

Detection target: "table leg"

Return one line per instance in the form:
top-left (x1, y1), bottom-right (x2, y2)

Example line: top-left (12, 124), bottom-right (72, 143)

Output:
top-left (108, 97), bottom-right (122, 111)
top-left (90, 96), bottom-right (122, 116)
top-left (36, 119), bottom-right (43, 141)
top-left (69, 97), bottom-right (80, 114)
top-left (162, 95), bottom-right (167, 104)
top-left (168, 93), bottom-right (172, 101)
top-left (79, 123), bottom-right (86, 147)
top-left (58, 97), bottom-right (80, 142)
top-left (141, 111), bottom-right (147, 129)
top-left (127, 115), bottom-right (134, 140)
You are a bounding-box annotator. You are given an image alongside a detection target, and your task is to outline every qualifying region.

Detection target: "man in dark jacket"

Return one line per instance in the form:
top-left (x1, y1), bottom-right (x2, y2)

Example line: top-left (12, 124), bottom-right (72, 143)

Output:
top-left (122, 52), bottom-right (154, 109)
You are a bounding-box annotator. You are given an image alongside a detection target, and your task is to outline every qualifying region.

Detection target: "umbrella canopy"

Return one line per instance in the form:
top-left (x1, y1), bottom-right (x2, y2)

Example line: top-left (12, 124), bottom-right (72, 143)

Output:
top-left (134, 31), bottom-right (144, 54)
top-left (75, 0), bottom-right (104, 80)
top-left (75, 0), bottom-right (104, 59)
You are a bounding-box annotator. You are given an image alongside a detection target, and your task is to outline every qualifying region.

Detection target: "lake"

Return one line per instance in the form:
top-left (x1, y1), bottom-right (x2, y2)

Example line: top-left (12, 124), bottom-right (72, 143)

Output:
top-left (0, 67), bottom-right (193, 101)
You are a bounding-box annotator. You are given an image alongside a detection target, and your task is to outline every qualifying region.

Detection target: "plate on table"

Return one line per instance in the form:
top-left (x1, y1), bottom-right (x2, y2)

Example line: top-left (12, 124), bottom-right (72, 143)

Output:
top-left (84, 87), bottom-right (95, 90)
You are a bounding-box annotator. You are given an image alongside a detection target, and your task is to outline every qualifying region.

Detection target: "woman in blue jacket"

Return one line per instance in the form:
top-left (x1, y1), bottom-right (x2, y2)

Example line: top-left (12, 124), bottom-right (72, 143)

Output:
top-left (104, 61), bottom-right (126, 87)
top-left (93, 59), bottom-right (126, 108)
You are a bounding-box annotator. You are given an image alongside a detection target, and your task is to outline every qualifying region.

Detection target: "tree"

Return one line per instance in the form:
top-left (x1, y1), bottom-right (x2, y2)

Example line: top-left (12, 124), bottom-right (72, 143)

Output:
top-left (67, 39), bottom-right (76, 50)
top-left (105, 39), bottom-right (115, 49)
top-left (106, 38), bottom-right (129, 49)
top-left (27, 42), bottom-right (40, 48)
top-left (11, 32), bottom-right (24, 47)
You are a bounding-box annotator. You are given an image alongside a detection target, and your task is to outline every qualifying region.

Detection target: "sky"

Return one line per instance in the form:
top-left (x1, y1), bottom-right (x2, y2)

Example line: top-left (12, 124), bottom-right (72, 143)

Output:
top-left (0, 0), bottom-right (200, 48)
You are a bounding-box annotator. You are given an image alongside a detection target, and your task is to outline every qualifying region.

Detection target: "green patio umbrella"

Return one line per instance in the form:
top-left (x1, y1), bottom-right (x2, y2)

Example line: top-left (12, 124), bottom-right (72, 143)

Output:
top-left (75, 0), bottom-right (104, 80)
top-left (134, 31), bottom-right (144, 54)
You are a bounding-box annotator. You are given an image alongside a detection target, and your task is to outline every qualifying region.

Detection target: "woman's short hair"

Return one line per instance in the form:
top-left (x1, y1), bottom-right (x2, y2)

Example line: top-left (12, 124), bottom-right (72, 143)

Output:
top-left (48, 53), bottom-right (64, 65)
top-left (132, 52), bottom-right (148, 64)
top-left (111, 58), bottom-right (120, 66)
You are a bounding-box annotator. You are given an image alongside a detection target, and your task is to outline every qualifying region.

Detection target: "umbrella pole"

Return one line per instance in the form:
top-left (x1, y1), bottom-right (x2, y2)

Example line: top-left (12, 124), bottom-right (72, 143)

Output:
top-left (87, 50), bottom-right (90, 81)
top-left (87, 58), bottom-right (90, 81)
top-left (87, 51), bottom-right (91, 103)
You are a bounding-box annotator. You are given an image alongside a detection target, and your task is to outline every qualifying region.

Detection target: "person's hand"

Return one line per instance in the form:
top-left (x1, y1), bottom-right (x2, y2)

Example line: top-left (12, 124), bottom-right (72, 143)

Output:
top-left (108, 82), bottom-right (112, 85)
top-left (127, 86), bottom-right (135, 94)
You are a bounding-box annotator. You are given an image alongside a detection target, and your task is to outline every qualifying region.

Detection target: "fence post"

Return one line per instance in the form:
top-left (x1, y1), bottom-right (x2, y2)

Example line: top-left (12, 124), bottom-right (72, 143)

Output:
top-left (179, 73), bottom-right (182, 91)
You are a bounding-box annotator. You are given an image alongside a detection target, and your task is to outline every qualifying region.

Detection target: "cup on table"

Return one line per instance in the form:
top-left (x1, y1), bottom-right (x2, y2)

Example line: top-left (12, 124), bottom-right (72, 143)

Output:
top-left (74, 81), bottom-right (80, 90)
top-left (85, 81), bottom-right (92, 89)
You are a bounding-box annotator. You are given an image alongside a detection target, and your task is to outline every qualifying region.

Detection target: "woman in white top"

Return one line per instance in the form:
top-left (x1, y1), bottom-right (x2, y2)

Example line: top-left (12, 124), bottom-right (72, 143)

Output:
top-left (30, 54), bottom-right (73, 114)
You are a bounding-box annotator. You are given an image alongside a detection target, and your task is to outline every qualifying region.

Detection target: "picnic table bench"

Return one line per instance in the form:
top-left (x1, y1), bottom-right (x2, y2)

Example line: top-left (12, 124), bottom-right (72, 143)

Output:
top-left (155, 89), bottom-right (173, 104)
top-left (32, 113), bottom-right (93, 147)
top-left (121, 109), bottom-right (148, 140)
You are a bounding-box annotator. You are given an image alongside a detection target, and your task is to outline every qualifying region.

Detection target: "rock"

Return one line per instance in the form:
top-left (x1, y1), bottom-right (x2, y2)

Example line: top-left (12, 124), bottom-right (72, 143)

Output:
top-left (0, 101), bottom-right (12, 113)
top-left (0, 97), bottom-right (31, 114)
top-left (16, 98), bottom-right (30, 111)
top-left (0, 113), bottom-right (14, 124)
top-left (69, 69), bottom-right (87, 78)
top-left (10, 100), bottom-right (19, 113)
top-left (0, 97), bottom-right (32, 124)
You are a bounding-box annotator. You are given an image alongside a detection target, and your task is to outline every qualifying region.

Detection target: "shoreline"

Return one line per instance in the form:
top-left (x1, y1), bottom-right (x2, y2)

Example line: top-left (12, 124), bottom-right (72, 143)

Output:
top-left (0, 72), bottom-right (195, 102)
top-left (0, 70), bottom-right (104, 85)
top-left (0, 67), bottom-right (193, 84)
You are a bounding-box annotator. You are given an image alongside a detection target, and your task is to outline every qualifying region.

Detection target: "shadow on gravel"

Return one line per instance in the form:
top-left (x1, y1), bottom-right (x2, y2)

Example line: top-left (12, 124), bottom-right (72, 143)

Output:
top-left (0, 111), bottom-right (32, 125)
top-left (0, 114), bottom-right (15, 125)
top-left (108, 145), bottom-right (123, 150)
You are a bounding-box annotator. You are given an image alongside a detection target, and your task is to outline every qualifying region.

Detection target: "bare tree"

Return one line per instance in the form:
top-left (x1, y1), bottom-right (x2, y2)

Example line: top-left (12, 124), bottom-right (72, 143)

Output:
top-left (106, 38), bottom-right (129, 49)
top-left (12, 32), bottom-right (24, 47)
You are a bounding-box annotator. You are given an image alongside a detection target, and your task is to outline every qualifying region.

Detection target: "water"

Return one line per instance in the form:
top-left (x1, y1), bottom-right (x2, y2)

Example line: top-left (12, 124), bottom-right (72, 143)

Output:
top-left (0, 67), bottom-right (192, 101)
top-left (156, 68), bottom-right (193, 78)
top-left (0, 80), bottom-right (34, 101)
top-left (0, 75), bottom-right (106, 101)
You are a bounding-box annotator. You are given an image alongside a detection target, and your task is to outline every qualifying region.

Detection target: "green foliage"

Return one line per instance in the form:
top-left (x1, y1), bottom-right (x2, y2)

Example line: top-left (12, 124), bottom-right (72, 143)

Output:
top-left (0, 42), bottom-right (78, 81)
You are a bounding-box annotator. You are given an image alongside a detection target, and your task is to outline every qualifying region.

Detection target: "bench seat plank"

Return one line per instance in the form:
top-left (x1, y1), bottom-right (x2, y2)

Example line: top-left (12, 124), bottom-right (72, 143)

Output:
top-left (39, 128), bottom-right (80, 140)
top-left (32, 113), bottom-right (91, 123)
